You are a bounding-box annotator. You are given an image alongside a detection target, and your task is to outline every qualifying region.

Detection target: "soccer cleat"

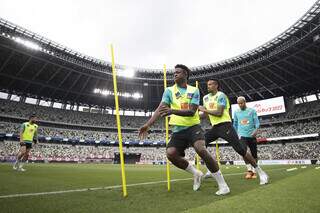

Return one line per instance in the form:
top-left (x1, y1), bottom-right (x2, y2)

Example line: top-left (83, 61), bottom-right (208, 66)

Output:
top-left (215, 185), bottom-right (230, 196)
top-left (245, 171), bottom-right (253, 179)
top-left (193, 171), bottom-right (203, 191)
top-left (259, 171), bottom-right (269, 185)
top-left (18, 167), bottom-right (26, 172)
top-left (251, 173), bottom-right (257, 179)
top-left (202, 171), bottom-right (212, 180)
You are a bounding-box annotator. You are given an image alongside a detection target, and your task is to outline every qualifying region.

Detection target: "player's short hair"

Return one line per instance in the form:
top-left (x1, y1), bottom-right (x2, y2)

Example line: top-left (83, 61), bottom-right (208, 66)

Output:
top-left (29, 114), bottom-right (37, 120)
top-left (237, 96), bottom-right (246, 102)
top-left (208, 79), bottom-right (220, 89)
top-left (175, 64), bottom-right (190, 80)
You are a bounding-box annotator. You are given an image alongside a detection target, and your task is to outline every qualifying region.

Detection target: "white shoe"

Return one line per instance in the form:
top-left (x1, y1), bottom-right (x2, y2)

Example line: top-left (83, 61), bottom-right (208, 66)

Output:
top-left (215, 185), bottom-right (230, 196)
top-left (259, 171), bottom-right (269, 185)
top-left (13, 164), bottom-right (18, 170)
top-left (18, 167), bottom-right (26, 172)
top-left (202, 171), bottom-right (212, 180)
top-left (193, 171), bottom-right (203, 191)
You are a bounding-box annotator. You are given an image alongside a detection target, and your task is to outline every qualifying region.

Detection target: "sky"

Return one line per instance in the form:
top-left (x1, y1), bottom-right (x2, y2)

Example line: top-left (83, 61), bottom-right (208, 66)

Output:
top-left (0, 0), bottom-right (316, 69)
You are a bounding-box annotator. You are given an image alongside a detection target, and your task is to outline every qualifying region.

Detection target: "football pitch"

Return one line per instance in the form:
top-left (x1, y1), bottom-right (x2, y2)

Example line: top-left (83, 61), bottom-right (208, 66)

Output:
top-left (0, 163), bottom-right (319, 213)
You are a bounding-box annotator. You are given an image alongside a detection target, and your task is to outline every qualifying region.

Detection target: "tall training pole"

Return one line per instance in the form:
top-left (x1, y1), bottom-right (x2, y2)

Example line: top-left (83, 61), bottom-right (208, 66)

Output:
top-left (163, 64), bottom-right (171, 191)
top-left (110, 44), bottom-right (128, 197)
top-left (216, 142), bottom-right (220, 167)
top-left (195, 81), bottom-right (201, 170)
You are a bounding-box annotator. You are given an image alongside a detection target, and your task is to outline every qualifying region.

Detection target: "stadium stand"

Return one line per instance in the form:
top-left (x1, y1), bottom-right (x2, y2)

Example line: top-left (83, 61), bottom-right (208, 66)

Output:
top-left (0, 98), bottom-right (319, 163)
top-left (1, 141), bottom-right (319, 163)
top-left (0, 118), bottom-right (319, 141)
top-left (1, 98), bottom-right (320, 130)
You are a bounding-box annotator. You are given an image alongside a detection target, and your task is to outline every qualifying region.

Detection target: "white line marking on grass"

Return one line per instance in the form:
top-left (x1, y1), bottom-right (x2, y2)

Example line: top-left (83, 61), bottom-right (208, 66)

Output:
top-left (315, 166), bottom-right (320, 170)
top-left (286, 167), bottom-right (298, 172)
top-left (0, 178), bottom-right (190, 199)
top-left (0, 167), bottom-right (286, 199)
top-left (301, 166), bottom-right (307, 169)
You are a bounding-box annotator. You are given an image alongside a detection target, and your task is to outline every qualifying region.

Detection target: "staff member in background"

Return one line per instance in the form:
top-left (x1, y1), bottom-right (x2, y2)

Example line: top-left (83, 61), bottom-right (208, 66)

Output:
top-left (233, 96), bottom-right (260, 179)
top-left (13, 114), bottom-right (38, 172)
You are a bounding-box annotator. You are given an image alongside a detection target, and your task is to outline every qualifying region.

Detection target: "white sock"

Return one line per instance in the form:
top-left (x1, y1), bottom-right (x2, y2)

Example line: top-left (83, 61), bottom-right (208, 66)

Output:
top-left (252, 166), bottom-right (256, 173)
top-left (246, 164), bottom-right (252, 171)
top-left (205, 169), bottom-right (211, 176)
top-left (14, 157), bottom-right (21, 166)
top-left (212, 170), bottom-right (228, 187)
top-left (185, 163), bottom-right (199, 176)
top-left (19, 162), bottom-right (24, 169)
top-left (254, 166), bottom-right (264, 175)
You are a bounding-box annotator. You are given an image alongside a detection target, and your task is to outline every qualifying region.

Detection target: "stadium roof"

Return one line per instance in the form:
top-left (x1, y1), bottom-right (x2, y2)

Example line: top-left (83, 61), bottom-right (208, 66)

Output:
top-left (0, 1), bottom-right (319, 110)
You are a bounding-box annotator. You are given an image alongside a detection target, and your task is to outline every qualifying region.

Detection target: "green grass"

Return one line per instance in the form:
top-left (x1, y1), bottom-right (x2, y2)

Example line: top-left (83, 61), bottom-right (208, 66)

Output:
top-left (0, 163), bottom-right (319, 213)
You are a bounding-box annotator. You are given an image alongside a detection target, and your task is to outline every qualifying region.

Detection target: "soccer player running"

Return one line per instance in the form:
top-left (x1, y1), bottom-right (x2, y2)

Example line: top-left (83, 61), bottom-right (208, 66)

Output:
top-left (13, 114), bottom-right (38, 172)
top-left (198, 79), bottom-right (268, 185)
top-left (139, 64), bottom-right (230, 195)
top-left (234, 96), bottom-right (260, 179)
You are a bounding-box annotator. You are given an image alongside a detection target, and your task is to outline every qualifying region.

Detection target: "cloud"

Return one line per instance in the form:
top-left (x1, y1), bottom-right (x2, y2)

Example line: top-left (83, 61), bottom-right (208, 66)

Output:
top-left (0, 0), bottom-right (315, 69)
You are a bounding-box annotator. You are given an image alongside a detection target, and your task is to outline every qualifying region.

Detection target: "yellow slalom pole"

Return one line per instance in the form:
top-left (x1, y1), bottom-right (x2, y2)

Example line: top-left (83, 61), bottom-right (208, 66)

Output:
top-left (110, 44), bottom-right (127, 197)
top-left (215, 142), bottom-right (220, 167)
top-left (163, 64), bottom-right (171, 192)
top-left (195, 81), bottom-right (200, 170)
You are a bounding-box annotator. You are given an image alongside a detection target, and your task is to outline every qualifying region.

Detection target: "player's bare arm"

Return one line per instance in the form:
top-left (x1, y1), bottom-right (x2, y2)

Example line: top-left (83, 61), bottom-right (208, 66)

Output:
top-left (198, 105), bottom-right (224, 117)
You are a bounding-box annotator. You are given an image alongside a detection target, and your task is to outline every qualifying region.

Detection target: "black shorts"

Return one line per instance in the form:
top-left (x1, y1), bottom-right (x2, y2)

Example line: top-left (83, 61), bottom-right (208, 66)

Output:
top-left (20, 142), bottom-right (32, 149)
top-left (205, 122), bottom-right (247, 156)
top-left (167, 124), bottom-right (205, 157)
top-left (240, 137), bottom-right (258, 159)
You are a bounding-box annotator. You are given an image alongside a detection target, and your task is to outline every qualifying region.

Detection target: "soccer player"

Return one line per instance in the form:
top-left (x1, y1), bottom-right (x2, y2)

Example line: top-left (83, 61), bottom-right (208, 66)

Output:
top-left (198, 79), bottom-right (268, 185)
top-left (139, 64), bottom-right (230, 195)
top-left (13, 114), bottom-right (38, 171)
top-left (234, 96), bottom-right (260, 179)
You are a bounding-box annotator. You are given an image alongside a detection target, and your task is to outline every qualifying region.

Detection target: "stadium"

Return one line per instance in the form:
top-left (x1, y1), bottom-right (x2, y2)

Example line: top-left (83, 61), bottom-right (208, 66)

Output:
top-left (0, 1), bottom-right (320, 213)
